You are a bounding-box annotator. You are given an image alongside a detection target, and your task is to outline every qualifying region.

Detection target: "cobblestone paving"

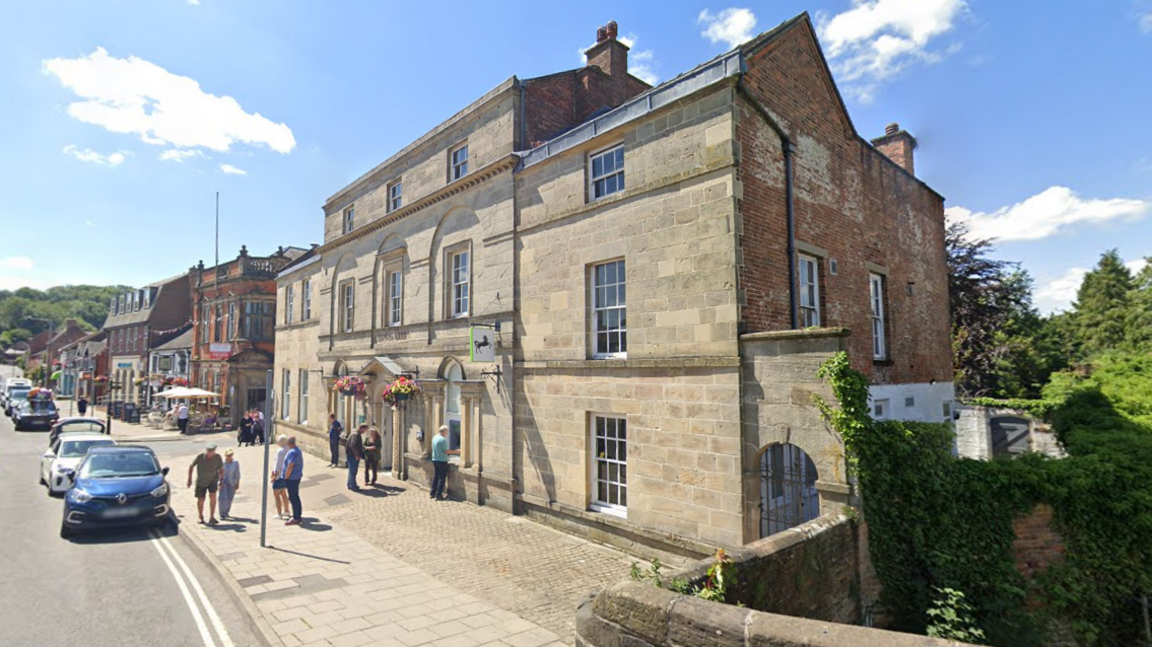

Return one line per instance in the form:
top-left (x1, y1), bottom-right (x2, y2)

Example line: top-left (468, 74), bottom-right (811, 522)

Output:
top-left (326, 485), bottom-right (638, 644)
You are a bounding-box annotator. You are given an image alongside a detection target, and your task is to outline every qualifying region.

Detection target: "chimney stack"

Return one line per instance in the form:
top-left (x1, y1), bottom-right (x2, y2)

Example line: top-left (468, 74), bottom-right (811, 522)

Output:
top-left (584, 20), bottom-right (629, 80)
top-left (871, 122), bottom-right (918, 175)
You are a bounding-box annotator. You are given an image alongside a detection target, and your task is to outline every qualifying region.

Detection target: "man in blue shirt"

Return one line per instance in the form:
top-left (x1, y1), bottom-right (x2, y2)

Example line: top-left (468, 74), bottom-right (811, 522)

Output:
top-left (282, 436), bottom-right (305, 525)
top-left (327, 413), bottom-right (343, 468)
top-left (430, 425), bottom-right (459, 501)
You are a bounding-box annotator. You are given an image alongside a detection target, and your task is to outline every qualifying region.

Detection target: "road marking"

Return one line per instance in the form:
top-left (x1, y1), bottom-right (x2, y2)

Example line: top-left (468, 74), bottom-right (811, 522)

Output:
top-left (150, 529), bottom-right (216, 647)
top-left (151, 529), bottom-right (236, 647)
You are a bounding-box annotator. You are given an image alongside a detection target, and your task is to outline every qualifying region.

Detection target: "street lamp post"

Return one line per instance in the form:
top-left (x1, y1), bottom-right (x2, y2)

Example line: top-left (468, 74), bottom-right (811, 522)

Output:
top-left (105, 380), bottom-right (121, 435)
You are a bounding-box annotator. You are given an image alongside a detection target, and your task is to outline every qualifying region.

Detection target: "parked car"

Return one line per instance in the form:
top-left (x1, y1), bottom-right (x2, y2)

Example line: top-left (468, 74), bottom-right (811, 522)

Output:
top-left (41, 433), bottom-right (117, 495)
top-left (13, 399), bottom-right (59, 431)
top-left (48, 417), bottom-right (107, 446)
top-left (60, 446), bottom-right (171, 538)
top-left (1, 378), bottom-right (31, 407)
top-left (5, 387), bottom-right (31, 417)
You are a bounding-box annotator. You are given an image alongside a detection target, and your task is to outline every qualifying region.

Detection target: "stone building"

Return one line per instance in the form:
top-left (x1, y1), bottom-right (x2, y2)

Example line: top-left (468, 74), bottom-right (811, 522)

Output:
top-left (103, 274), bottom-right (191, 405)
top-left (274, 14), bottom-right (953, 556)
top-left (190, 246), bottom-right (305, 426)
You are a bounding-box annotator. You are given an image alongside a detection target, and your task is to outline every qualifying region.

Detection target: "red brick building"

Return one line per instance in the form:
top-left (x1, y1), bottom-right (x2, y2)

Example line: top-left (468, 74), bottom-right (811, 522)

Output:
top-left (191, 246), bottom-right (305, 425)
top-left (104, 274), bottom-right (192, 405)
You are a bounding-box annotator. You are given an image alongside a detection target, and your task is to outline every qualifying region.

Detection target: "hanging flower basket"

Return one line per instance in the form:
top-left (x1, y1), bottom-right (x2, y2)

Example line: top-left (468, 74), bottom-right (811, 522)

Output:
top-left (93, 375), bottom-right (109, 384)
top-left (382, 376), bottom-right (422, 405)
top-left (133, 377), bottom-right (145, 386)
top-left (333, 376), bottom-right (367, 399)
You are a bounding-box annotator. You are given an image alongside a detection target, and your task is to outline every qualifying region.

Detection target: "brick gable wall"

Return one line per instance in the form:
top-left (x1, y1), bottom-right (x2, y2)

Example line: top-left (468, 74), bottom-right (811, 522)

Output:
top-left (735, 21), bottom-right (951, 385)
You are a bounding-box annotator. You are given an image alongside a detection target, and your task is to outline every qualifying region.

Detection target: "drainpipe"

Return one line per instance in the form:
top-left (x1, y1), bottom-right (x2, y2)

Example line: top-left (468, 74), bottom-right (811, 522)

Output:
top-left (517, 79), bottom-right (528, 150)
top-left (736, 78), bottom-right (799, 330)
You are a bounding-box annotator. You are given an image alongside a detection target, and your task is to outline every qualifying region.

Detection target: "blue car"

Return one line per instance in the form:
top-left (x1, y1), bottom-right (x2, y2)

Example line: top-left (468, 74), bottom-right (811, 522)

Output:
top-left (60, 446), bottom-right (171, 538)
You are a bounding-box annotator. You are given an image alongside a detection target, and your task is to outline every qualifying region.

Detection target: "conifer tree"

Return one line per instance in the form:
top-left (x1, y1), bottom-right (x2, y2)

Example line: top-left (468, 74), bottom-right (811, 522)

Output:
top-left (1072, 249), bottom-right (1134, 356)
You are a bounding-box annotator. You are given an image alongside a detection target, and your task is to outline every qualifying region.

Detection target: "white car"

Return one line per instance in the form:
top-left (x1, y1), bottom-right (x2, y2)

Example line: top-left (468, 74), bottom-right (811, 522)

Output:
top-left (41, 433), bottom-right (117, 495)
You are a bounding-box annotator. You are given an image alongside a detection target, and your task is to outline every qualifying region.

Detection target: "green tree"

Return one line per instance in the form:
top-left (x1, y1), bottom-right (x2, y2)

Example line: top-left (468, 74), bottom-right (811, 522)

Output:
top-left (1126, 258), bottom-right (1152, 350)
top-left (947, 220), bottom-right (1039, 397)
top-left (1072, 249), bottom-right (1133, 356)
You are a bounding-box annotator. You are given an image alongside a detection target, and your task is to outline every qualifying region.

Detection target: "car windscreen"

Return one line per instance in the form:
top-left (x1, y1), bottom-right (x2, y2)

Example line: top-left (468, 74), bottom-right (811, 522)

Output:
top-left (79, 452), bottom-right (161, 478)
top-left (27, 400), bottom-right (56, 413)
top-left (8, 389), bottom-right (29, 400)
top-left (57, 421), bottom-right (105, 433)
top-left (59, 439), bottom-right (116, 458)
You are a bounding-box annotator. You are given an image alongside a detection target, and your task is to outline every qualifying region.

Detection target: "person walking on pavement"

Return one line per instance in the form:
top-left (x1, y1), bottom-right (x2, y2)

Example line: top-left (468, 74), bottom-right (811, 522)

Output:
top-left (363, 426), bottom-right (381, 485)
top-left (187, 443), bottom-right (224, 525)
top-left (282, 436), bottom-right (304, 526)
top-left (238, 412), bottom-right (254, 447)
top-left (176, 402), bottom-right (189, 434)
top-left (346, 424), bottom-right (365, 491)
top-left (77, 395), bottom-right (88, 416)
top-left (218, 449), bottom-right (241, 520)
top-left (271, 434), bottom-right (289, 519)
top-left (253, 409), bottom-right (265, 446)
top-left (327, 413), bottom-right (343, 467)
top-left (430, 425), bottom-right (459, 501)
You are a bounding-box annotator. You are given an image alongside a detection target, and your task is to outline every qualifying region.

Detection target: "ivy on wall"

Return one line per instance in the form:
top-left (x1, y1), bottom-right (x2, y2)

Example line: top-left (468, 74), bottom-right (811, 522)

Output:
top-left (817, 352), bottom-right (1152, 646)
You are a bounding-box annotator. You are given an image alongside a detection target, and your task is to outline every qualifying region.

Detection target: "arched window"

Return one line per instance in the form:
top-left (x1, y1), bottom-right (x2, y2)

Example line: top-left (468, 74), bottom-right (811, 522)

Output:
top-left (759, 443), bottom-right (820, 537)
top-left (444, 361), bottom-right (463, 455)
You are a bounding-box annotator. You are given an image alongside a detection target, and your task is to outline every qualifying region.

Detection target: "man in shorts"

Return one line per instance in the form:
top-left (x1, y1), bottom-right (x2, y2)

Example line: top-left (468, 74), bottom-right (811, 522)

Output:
top-left (187, 443), bottom-right (224, 525)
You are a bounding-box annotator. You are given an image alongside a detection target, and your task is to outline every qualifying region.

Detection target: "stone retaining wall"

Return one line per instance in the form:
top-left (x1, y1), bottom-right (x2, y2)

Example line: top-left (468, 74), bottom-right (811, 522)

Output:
top-left (576, 513), bottom-right (975, 647)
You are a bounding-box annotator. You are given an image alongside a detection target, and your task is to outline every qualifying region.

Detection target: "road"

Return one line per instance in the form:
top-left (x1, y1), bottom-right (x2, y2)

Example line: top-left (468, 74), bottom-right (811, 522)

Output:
top-left (0, 413), bottom-right (261, 647)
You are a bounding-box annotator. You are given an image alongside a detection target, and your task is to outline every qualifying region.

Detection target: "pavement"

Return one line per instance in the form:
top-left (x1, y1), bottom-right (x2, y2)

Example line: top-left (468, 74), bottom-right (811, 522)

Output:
top-left (102, 416), bottom-right (641, 647)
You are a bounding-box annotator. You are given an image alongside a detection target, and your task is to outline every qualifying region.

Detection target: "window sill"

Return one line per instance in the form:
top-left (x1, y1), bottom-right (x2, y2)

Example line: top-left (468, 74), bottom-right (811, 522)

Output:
top-left (589, 503), bottom-right (627, 519)
top-left (872, 358), bottom-right (894, 367)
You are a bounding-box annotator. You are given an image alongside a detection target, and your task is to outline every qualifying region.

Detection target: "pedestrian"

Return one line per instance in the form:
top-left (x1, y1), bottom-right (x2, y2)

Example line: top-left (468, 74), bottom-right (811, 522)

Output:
top-left (282, 436), bottom-right (304, 526)
top-left (176, 401), bottom-right (189, 434)
top-left (253, 409), bottom-right (265, 445)
top-left (327, 413), bottom-right (343, 467)
top-left (238, 411), bottom-right (254, 446)
top-left (346, 424), bottom-right (365, 491)
top-left (430, 425), bottom-right (459, 501)
top-left (218, 448), bottom-right (241, 520)
top-left (363, 426), bottom-right (381, 485)
top-left (271, 434), bottom-right (289, 519)
top-left (187, 443), bottom-right (224, 525)
top-left (77, 395), bottom-right (88, 416)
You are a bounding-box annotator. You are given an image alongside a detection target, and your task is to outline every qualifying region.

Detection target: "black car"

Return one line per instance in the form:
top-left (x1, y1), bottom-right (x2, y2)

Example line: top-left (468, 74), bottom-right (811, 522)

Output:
top-left (13, 399), bottom-right (60, 431)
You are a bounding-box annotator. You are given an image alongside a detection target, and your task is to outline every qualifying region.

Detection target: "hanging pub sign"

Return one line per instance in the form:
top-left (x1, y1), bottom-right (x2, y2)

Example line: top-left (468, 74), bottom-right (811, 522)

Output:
top-left (470, 326), bottom-right (495, 362)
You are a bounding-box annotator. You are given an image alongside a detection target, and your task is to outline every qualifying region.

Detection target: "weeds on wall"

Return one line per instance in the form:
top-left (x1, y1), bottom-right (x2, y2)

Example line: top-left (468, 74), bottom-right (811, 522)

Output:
top-left (629, 550), bottom-right (736, 603)
top-left (818, 351), bottom-right (1152, 646)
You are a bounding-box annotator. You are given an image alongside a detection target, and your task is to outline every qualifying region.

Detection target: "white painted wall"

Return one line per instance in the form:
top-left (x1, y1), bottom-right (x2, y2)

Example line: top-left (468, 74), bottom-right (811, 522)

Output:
top-left (868, 381), bottom-right (956, 424)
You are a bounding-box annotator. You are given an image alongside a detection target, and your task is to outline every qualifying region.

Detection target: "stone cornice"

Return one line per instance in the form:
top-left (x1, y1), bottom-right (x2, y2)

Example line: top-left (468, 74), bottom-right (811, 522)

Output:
top-left (316, 154), bottom-right (519, 256)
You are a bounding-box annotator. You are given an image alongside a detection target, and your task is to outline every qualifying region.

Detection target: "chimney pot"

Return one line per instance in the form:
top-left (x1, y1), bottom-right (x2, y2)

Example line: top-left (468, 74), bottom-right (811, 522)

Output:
top-left (596, 26), bottom-right (607, 43)
top-left (871, 123), bottom-right (917, 175)
top-left (606, 21), bottom-right (618, 40)
top-left (885, 122), bottom-right (899, 136)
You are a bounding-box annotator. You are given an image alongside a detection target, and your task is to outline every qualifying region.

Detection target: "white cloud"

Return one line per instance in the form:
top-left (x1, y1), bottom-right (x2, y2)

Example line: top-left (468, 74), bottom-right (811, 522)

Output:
top-left (1035, 267), bottom-right (1086, 314)
top-left (1035, 259), bottom-right (1150, 314)
top-left (698, 8), bottom-right (758, 49)
top-left (0, 276), bottom-right (50, 291)
top-left (1140, 11), bottom-right (1152, 34)
top-left (219, 163), bottom-right (247, 175)
top-left (946, 186), bottom-right (1152, 243)
top-left (579, 34), bottom-right (660, 84)
top-left (43, 47), bottom-right (295, 155)
top-left (62, 144), bottom-right (126, 167)
top-left (189, 0), bottom-right (200, 5)
top-left (817, 0), bottom-right (967, 102)
top-left (159, 148), bottom-right (208, 162)
top-left (0, 257), bottom-right (34, 271)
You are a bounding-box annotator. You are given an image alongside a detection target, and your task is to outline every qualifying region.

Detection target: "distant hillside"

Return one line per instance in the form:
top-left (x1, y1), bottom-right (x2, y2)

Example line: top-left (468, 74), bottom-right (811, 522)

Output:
top-left (0, 285), bottom-right (131, 347)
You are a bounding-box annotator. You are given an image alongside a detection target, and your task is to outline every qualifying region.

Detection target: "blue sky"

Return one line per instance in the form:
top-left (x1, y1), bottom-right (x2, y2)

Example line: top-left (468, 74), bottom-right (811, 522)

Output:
top-left (2, 0), bottom-right (1151, 313)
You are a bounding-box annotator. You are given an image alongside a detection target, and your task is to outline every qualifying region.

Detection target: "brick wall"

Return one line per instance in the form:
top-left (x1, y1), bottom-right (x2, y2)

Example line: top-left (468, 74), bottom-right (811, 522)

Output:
top-left (1013, 504), bottom-right (1064, 581)
top-left (734, 19), bottom-right (952, 386)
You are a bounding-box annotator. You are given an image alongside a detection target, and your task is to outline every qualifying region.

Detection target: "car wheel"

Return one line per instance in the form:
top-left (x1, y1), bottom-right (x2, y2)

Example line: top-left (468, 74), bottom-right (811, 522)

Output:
top-left (39, 473), bottom-right (46, 486)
